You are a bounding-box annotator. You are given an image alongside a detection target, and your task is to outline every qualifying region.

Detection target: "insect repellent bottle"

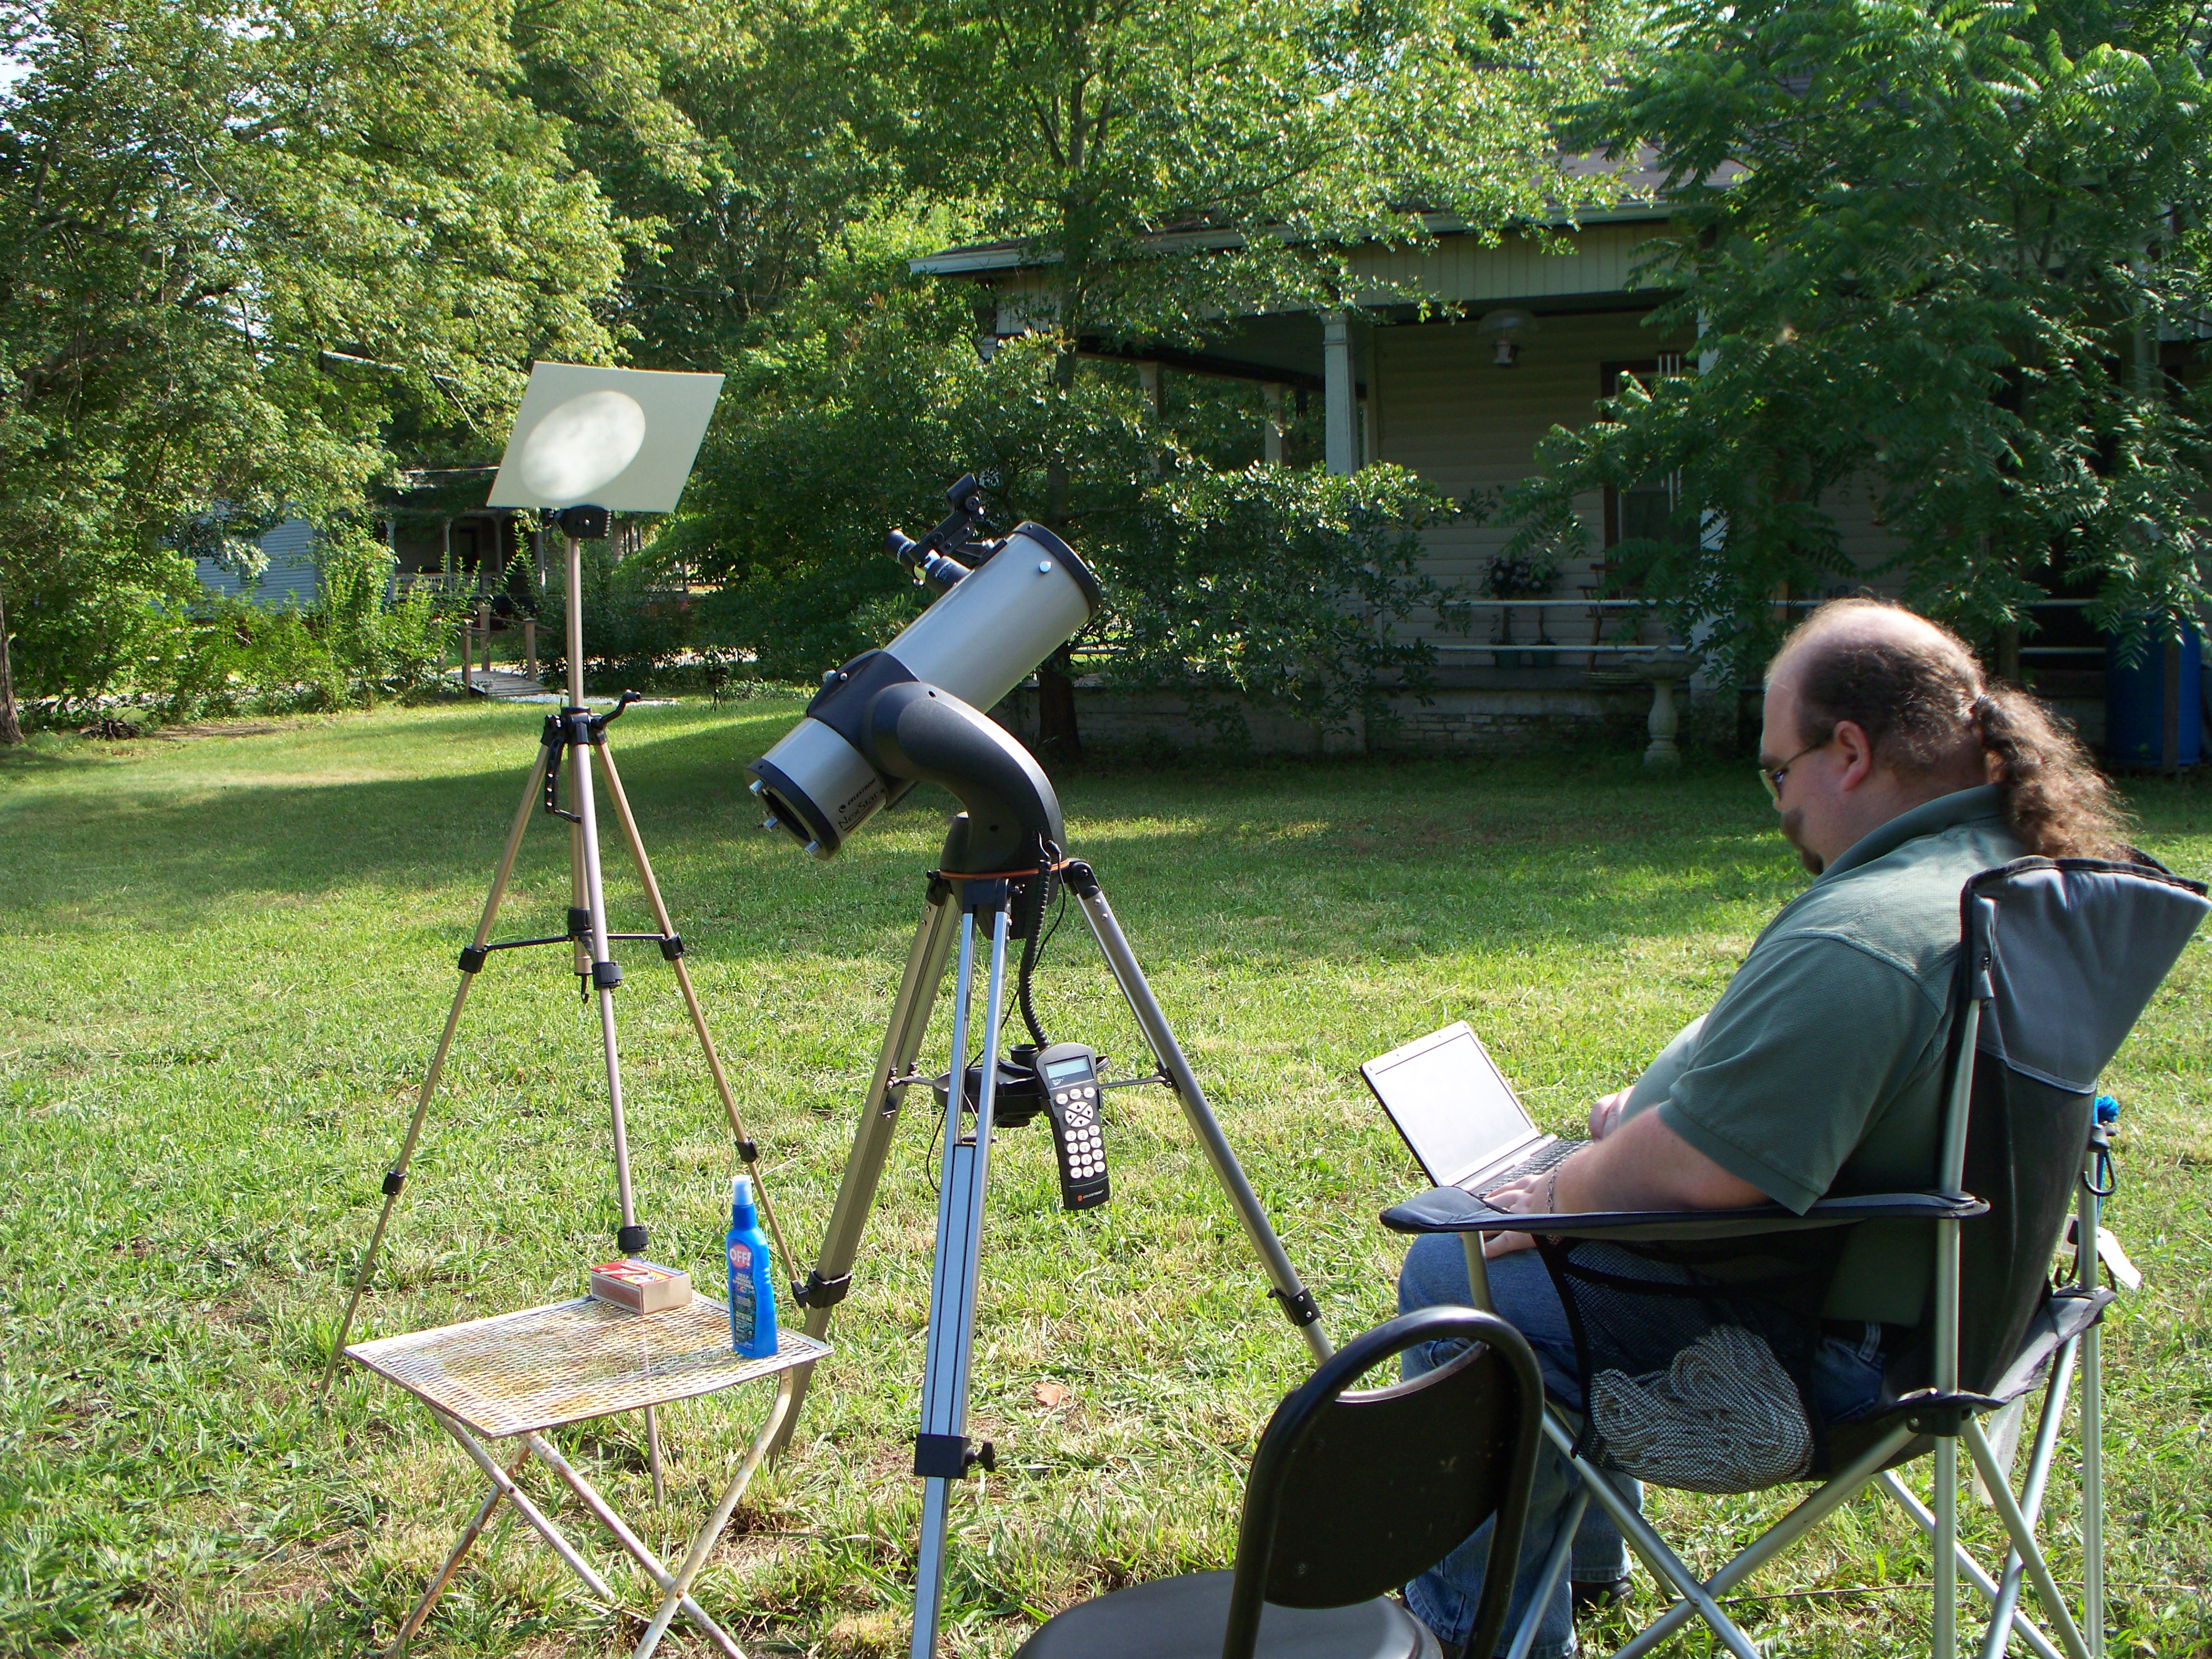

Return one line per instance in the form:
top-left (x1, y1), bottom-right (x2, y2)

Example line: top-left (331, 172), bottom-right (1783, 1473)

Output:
top-left (726, 1175), bottom-right (778, 1359)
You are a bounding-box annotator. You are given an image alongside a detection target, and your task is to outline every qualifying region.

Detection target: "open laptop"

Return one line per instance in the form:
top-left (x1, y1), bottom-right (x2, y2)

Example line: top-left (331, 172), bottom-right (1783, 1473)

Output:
top-left (1361, 1021), bottom-right (1583, 1194)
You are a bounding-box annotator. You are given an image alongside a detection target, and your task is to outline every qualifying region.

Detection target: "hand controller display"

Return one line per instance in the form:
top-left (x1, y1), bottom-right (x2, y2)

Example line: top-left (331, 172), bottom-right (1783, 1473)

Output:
top-left (1036, 1042), bottom-right (1110, 1211)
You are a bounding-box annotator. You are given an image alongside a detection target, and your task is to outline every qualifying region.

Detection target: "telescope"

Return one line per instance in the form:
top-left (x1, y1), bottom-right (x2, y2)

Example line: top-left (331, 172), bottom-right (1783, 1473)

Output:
top-left (745, 475), bottom-right (1101, 860)
top-left (748, 474), bottom-right (1332, 1657)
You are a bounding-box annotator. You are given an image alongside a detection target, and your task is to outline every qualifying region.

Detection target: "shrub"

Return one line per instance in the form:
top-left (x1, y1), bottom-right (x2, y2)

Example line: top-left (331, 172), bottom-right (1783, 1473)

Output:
top-left (536, 538), bottom-right (691, 693)
top-left (1092, 463), bottom-right (1468, 744)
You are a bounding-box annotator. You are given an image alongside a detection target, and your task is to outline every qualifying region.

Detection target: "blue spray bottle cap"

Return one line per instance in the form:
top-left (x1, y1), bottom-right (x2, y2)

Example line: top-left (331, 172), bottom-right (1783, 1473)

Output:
top-left (731, 1173), bottom-right (757, 1225)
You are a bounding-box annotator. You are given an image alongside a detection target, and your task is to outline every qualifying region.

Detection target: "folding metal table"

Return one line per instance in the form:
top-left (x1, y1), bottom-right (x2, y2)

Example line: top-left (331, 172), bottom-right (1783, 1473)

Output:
top-left (347, 1293), bottom-right (829, 1658)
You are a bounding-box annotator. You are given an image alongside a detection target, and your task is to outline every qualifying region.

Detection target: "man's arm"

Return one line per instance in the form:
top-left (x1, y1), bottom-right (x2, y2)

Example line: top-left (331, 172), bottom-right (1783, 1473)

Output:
top-left (1483, 933), bottom-right (1938, 1253)
top-left (1482, 1110), bottom-right (1764, 1254)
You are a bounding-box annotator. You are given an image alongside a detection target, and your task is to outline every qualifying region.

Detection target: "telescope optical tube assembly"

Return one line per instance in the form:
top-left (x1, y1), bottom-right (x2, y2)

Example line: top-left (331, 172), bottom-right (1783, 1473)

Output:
top-left (747, 523), bottom-right (1100, 858)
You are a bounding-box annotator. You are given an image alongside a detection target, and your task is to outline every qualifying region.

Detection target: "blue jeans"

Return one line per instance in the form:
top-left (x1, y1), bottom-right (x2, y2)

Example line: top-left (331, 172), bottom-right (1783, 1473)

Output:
top-left (1396, 1234), bottom-right (1887, 1657)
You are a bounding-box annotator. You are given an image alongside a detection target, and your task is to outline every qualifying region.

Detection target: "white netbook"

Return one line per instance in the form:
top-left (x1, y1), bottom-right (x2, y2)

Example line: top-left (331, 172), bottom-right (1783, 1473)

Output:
top-left (1361, 1021), bottom-right (1583, 1193)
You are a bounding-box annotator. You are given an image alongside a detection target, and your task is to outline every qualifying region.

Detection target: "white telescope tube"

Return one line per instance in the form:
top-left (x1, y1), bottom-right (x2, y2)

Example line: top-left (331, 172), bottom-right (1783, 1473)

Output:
top-left (747, 523), bottom-right (1100, 857)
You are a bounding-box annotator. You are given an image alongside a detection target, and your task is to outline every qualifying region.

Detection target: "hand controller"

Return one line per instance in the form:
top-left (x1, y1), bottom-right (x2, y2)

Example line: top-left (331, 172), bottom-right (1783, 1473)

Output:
top-left (1035, 1042), bottom-right (1110, 1211)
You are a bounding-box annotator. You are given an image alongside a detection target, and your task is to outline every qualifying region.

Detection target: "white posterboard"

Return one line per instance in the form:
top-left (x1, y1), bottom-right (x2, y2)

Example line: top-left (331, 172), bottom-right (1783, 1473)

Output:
top-left (486, 363), bottom-right (725, 513)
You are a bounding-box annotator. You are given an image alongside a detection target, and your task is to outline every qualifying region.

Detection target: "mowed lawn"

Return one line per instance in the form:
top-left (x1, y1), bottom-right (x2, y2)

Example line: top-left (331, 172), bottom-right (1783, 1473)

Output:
top-left (2, 698), bottom-right (2206, 1659)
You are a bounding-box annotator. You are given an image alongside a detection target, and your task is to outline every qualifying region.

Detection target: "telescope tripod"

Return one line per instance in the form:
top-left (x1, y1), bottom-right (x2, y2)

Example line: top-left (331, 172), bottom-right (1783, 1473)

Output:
top-left (775, 843), bottom-right (1334, 1658)
top-left (321, 534), bottom-right (792, 1501)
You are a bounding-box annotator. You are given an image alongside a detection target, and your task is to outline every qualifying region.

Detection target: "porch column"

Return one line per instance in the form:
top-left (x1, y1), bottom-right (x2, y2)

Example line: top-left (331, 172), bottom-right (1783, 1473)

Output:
top-left (1322, 311), bottom-right (1356, 474)
top-left (1263, 384), bottom-right (1286, 463)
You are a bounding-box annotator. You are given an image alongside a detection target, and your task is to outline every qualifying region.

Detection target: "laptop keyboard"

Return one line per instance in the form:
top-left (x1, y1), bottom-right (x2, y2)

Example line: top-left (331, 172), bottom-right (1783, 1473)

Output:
top-left (1475, 1136), bottom-right (1585, 1196)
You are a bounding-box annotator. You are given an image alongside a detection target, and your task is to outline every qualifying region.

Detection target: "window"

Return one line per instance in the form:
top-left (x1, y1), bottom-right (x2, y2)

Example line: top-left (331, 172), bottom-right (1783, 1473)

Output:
top-left (1600, 357), bottom-right (1696, 559)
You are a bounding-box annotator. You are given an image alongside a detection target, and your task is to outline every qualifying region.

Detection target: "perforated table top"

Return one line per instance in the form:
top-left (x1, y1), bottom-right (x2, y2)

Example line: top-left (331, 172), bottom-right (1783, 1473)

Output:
top-left (346, 1294), bottom-right (828, 1438)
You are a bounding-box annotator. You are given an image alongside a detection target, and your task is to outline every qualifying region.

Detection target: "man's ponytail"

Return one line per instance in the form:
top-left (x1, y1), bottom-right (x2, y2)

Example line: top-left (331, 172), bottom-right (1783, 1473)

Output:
top-left (1973, 684), bottom-right (2127, 860)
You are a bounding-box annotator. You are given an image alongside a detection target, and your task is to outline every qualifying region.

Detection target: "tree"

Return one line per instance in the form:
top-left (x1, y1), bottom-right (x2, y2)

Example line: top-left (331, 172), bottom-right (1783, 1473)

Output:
top-left (0, 0), bottom-right (623, 728)
top-left (508, 0), bottom-right (902, 372)
top-left (1501, 0), bottom-right (2212, 680)
top-left (666, 216), bottom-right (1466, 735)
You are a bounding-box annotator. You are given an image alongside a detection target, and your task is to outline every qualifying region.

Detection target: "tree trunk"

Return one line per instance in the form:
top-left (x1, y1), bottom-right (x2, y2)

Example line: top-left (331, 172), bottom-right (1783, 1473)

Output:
top-left (1035, 348), bottom-right (1083, 764)
top-left (1036, 642), bottom-right (1081, 765)
top-left (0, 580), bottom-right (23, 745)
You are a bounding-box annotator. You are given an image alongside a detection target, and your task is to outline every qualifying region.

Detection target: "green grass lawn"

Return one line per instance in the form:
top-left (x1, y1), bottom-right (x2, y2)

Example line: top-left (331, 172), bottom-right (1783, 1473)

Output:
top-left (2, 698), bottom-right (2206, 1658)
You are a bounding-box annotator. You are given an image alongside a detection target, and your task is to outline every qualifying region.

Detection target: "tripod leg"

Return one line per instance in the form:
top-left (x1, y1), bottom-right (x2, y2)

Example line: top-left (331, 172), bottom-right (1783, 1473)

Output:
top-left (322, 744), bottom-right (554, 1392)
top-left (911, 900), bottom-right (1013, 1659)
top-left (769, 889), bottom-right (959, 1458)
top-left (593, 741), bottom-right (796, 1277)
top-left (1064, 864), bottom-right (1334, 1363)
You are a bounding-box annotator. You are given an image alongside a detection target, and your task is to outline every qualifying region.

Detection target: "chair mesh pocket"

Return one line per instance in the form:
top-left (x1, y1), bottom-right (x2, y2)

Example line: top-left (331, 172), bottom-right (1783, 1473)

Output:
top-left (1535, 1233), bottom-right (1849, 1493)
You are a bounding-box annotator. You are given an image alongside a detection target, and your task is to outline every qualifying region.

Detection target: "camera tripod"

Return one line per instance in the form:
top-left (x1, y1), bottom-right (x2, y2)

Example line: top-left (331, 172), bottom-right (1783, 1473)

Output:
top-left (771, 826), bottom-right (1335, 1657)
top-left (320, 521), bottom-right (791, 1498)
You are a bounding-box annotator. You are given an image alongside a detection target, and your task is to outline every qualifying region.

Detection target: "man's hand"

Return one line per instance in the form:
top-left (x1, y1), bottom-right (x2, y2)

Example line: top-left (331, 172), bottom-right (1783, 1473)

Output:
top-left (1589, 1088), bottom-right (1630, 1140)
top-left (1477, 1164), bottom-right (1554, 1258)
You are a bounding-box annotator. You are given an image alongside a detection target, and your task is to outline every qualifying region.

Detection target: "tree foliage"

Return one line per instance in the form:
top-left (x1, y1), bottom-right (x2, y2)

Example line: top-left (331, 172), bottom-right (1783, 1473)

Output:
top-left (888, 0), bottom-right (1632, 342)
top-left (0, 0), bottom-right (622, 707)
top-left (1503, 0), bottom-right (2212, 678)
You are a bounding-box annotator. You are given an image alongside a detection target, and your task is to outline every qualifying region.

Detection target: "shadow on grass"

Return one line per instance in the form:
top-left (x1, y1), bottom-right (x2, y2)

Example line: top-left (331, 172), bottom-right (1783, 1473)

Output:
top-left (6, 707), bottom-right (2205, 967)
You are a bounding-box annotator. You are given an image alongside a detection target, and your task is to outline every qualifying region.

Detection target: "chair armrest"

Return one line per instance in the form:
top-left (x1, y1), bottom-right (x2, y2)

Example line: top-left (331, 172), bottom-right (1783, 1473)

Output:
top-left (1379, 1186), bottom-right (1987, 1243)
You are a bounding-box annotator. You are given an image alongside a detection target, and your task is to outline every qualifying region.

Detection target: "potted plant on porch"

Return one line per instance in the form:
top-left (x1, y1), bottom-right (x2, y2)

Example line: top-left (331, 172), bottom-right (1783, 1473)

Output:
top-left (1484, 552), bottom-right (1559, 667)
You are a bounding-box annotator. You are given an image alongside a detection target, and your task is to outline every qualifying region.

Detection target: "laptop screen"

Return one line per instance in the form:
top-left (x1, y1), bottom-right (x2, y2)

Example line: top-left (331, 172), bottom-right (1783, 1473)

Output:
top-left (1364, 1025), bottom-right (1533, 1184)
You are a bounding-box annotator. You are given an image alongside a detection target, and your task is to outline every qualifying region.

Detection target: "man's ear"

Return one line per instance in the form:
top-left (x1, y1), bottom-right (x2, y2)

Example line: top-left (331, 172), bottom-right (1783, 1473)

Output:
top-left (1832, 719), bottom-right (1877, 791)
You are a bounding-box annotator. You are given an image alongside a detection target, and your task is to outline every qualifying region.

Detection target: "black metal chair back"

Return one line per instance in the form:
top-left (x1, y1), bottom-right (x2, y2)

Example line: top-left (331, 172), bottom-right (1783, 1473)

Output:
top-left (1950, 858), bottom-right (2205, 1393)
top-left (1220, 1306), bottom-right (1545, 1659)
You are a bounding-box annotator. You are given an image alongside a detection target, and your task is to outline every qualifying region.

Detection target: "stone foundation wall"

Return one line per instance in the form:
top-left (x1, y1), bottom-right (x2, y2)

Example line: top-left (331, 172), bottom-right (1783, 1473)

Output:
top-left (994, 669), bottom-right (1681, 758)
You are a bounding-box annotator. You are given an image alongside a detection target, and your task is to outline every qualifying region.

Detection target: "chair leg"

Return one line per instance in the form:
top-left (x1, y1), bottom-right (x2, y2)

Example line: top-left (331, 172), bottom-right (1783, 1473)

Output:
top-left (1936, 1436), bottom-right (1958, 1659)
top-left (1538, 1415), bottom-right (1762, 1659)
top-left (1976, 1342), bottom-right (2077, 1659)
top-left (631, 1374), bottom-right (795, 1659)
top-left (2080, 1325), bottom-right (2104, 1659)
top-left (1963, 1422), bottom-right (2093, 1659)
top-left (1610, 1426), bottom-right (1916, 1659)
top-left (524, 1431), bottom-right (745, 1659)
top-left (1503, 1488), bottom-right (1589, 1659)
top-left (1878, 1473), bottom-right (2065, 1659)
top-left (386, 1448), bottom-right (530, 1655)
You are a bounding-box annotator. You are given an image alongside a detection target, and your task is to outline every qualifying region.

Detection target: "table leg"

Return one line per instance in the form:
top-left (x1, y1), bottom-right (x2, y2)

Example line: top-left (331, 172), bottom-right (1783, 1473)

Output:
top-left (645, 1403), bottom-right (667, 1503)
top-left (432, 1411), bottom-right (618, 1602)
top-left (525, 1430), bottom-right (745, 1659)
top-left (387, 1446), bottom-right (533, 1655)
top-left (633, 1374), bottom-right (796, 1659)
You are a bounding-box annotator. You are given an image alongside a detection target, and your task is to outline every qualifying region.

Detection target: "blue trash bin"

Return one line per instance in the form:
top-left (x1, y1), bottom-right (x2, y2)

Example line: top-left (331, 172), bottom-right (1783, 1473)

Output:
top-left (2105, 623), bottom-right (2203, 768)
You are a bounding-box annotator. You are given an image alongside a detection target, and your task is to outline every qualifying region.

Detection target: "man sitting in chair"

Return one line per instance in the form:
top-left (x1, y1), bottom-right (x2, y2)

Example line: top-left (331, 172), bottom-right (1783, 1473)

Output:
top-left (1397, 598), bottom-right (2127, 1658)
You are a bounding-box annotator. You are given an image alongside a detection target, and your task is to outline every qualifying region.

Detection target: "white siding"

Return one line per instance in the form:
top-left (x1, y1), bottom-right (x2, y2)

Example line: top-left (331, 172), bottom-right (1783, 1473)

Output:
top-left (1374, 311), bottom-right (1691, 638)
top-left (195, 518), bottom-right (320, 608)
top-left (1349, 222), bottom-right (1667, 307)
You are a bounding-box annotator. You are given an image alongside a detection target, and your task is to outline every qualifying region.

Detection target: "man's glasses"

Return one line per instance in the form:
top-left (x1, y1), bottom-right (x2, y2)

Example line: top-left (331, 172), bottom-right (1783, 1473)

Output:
top-left (1759, 735), bottom-right (1832, 802)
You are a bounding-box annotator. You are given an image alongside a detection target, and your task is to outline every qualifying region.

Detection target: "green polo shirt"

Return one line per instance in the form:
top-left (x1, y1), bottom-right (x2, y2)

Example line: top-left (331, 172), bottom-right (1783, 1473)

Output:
top-left (1624, 785), bottom-right (2023, 1326)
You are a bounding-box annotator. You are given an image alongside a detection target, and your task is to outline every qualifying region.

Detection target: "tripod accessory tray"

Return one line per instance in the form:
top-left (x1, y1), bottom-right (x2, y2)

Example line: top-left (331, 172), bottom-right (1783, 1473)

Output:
top-left (346, 1293), bottom-right (826, 1438)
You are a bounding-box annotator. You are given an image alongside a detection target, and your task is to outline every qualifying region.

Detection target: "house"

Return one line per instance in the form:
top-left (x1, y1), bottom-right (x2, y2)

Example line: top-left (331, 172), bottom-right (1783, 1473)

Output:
top-left (191, 493), bottom-right (541, 610)
top-left (915, 184), bottom-right (2119, 755)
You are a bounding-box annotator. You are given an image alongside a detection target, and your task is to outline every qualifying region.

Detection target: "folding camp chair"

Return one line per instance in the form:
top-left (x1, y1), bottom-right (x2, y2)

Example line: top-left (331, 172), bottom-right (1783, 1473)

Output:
top-left (1014, 1306), bottom-right (1547, 1659)
top-left (1383, 855), bottom-right (2208, 1659)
